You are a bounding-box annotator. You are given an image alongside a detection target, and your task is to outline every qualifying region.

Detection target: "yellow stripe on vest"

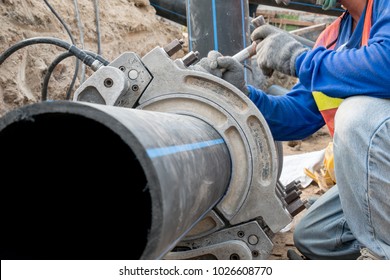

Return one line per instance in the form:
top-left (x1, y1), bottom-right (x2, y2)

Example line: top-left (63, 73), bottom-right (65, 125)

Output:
top-left (312, 91), bottom-right (343, 111)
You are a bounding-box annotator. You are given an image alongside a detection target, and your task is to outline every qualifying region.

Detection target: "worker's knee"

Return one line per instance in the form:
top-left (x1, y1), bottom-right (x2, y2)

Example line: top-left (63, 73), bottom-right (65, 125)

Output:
top-left (335, 96), bottom-right (389, 141)
top-left (334, 96), bottom-right (369, 139)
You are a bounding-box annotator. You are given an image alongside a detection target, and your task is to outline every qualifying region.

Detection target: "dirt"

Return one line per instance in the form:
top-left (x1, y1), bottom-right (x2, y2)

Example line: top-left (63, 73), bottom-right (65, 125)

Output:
top-left (0, 0), bottom-right (333, 260)
top-left (0, 0), bottom-right (185, 116)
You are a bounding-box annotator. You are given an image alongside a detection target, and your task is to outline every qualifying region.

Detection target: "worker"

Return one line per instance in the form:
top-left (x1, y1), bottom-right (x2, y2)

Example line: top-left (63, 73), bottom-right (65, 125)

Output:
top-left (196, 0), bottom-right (390, 260)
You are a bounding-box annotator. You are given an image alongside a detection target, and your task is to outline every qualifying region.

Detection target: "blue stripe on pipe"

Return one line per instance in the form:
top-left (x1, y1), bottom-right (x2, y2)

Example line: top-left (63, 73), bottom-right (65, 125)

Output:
top-left (211, 0), bottom-right (218, 51)
top-left (146, 138), bottom-right (225, 158)
top-left (150, 3), bottom-right (187, 19)
top-left (240, 0), bottom-right (248, 83)
top-left (187, 0), bottom-right (192, 52)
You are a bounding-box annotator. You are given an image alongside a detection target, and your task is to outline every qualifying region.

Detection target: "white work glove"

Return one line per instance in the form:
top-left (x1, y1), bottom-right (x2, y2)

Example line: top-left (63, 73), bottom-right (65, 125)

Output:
top-left (316, 0), bottom-right (338, 10)
top-left (194, 50), bottom-right (248, 95)
top-left (251, 25), bottom-right (308, 77)
top-left (274, 0), bottom-right (290, 5)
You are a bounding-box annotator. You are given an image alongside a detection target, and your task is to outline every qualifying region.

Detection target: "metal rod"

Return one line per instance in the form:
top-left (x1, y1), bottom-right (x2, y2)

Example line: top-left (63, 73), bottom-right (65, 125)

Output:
top-left (232, 15), bottom-right (315, 65)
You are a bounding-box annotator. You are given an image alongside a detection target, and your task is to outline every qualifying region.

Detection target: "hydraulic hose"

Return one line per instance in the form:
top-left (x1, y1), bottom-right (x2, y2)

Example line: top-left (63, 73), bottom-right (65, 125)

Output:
top-left (0, 37), bottom-right (96, 67)
top-left (41, 52), bottom-right (75, 101)
top-left (41, 50), bottom-right (110, 101)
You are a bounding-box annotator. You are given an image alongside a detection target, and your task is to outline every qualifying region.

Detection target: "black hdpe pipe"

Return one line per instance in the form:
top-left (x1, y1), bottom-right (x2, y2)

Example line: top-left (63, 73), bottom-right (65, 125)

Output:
top-left (0, 101), bottom-right (231, 260)
top-left (186, 0), bottom-right (250, 59)
top-left (151, 0), bottom-right (251, 59)
top-left (150, 0), bottom-right (343, 27)
top-left (150, 0), bottom-right (187, 26)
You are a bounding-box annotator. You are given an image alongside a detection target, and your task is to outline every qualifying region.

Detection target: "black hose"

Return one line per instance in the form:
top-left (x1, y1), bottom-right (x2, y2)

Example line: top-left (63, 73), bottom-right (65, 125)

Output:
top-left (93, 0), bottom-right (102, 55)
top-left (41, 52), bottom-right (75, 101)
top-left (44, 52), bottom-right (79, 101)
top-left (0, 37), bottom-right (96, 67)
top-left (41, 50), bottom-right (110, 101)
top-left (89, 50), bottom-right (111, 66)
top-left (41, 50), bottom-right (108, 101)
top-left (43, 0), bottom-right (80, 101)
top-left (85, 50), bottom-right (110, 66)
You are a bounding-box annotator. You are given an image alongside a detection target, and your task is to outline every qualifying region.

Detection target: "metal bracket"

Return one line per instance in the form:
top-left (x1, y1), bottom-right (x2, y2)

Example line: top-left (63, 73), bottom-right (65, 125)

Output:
top-left (73, 53), bottom-right (152, 108)
top-left (109, 52), bottom-right (153, 107)
top-left (183, 210), bottom-right (225, 241)
top-left (164, 240), bottom-right (252, 260)
top-left (169, 221), bottom-right (273, 260)
top-left (137, 46), bottom-right (292, 233)
top-left (73, 66), bottom-right (129, 105)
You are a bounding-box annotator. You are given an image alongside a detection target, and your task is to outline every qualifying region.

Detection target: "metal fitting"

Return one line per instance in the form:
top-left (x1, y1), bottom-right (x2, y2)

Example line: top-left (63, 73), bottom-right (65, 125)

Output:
top-left (182, 51), bottom-right (200, 67)
top-left (163, 39), bottom-right (184, 57)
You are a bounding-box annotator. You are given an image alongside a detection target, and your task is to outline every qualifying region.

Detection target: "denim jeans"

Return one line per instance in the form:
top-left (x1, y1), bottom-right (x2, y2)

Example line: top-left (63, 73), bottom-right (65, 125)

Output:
top-left (294, 96), bottom-right (390, 259)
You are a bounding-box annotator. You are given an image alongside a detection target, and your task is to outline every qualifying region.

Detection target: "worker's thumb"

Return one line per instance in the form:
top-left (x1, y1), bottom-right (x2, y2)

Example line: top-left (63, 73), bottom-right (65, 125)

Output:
top-left (217, 56), bottom-right (242, 72)
top-left (207, 50), bottom-right (223, 69)
top-left (251, 25), bottom-right (279, 43)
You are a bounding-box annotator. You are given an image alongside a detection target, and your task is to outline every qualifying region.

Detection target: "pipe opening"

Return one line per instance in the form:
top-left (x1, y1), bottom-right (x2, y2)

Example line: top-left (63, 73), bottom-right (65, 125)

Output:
top-left (0, 112), bottom-right (151, 260)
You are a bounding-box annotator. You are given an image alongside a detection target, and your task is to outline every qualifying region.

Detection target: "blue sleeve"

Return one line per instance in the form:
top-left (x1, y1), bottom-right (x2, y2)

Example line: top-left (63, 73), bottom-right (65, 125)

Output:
top-left (296, 0), bottom-right (390, 99)
top-left (248, 85), bottom-right (325, 141)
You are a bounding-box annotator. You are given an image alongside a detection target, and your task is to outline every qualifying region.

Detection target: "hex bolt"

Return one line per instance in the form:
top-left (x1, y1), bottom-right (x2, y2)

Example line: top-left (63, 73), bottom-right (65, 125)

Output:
top-left (248, 234), bottom-right (259, 245)
top-left (132, 84), bottom-right (139, 91)
top-left (237, 231), bottom-right (245, 238)
top-left (104, 78), bottom-right (113, 88)
top-left (163, 38), bottom-right (184, 57)
top-left (128, 69), bottom-right (139, 80)
top-left (182, 51), bottom-right (200, 67)
top-left (284, 190), bottom-right (302, 204)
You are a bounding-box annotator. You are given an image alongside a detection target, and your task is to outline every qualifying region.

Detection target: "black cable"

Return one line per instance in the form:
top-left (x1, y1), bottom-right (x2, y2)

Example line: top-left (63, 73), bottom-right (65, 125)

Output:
top-left (0, 37), bottom-right (96, 67)
top-left (41, 52), bottom-right (75, 101)
top-left (73, 0), bottom-right (86, 83)
top-left (0, 38), bottom-right (100, 102)
top-left (43, 0), bottom-right (80, 101)
top-left (43, 0), bottom-right (76, 45)
top-left (93, 0), bottom-right (102, 55)
top-left (44, 53), bottom-right (78, 101)
top-left (4, 1), bottom-right (110, 101)
top-left (85, 50), bottom-right (110, 66)
top-left (41, 50), bottom-right (110, 101)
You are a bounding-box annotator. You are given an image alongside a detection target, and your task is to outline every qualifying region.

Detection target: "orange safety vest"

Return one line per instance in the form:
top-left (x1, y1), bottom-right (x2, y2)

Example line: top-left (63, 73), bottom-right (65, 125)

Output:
top-left (312, 0), bottom-right (373, 136)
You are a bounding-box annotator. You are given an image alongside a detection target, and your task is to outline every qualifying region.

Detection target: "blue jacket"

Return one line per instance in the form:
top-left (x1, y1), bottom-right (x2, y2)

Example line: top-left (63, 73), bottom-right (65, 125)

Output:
top-left (248, 0), bottom-right (390, 141)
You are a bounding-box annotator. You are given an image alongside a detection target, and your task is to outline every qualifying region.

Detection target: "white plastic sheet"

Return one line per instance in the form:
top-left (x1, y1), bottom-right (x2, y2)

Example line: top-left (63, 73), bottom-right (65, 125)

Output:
top-left (280, 149), bottom-right (325, 188)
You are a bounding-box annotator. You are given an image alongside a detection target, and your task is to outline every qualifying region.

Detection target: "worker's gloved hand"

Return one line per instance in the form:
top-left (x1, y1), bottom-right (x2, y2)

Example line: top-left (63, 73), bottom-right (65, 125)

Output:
top-left (193, 51), bottom-right (223, 78)
top-left (251, 25), bottom-right (308, 77)
top-left (316, 0), bottom-right (338, 10)
top-left (194, 50), bottom-right (248, 95)
top-left (274, 0), bottom-right (290, 5)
